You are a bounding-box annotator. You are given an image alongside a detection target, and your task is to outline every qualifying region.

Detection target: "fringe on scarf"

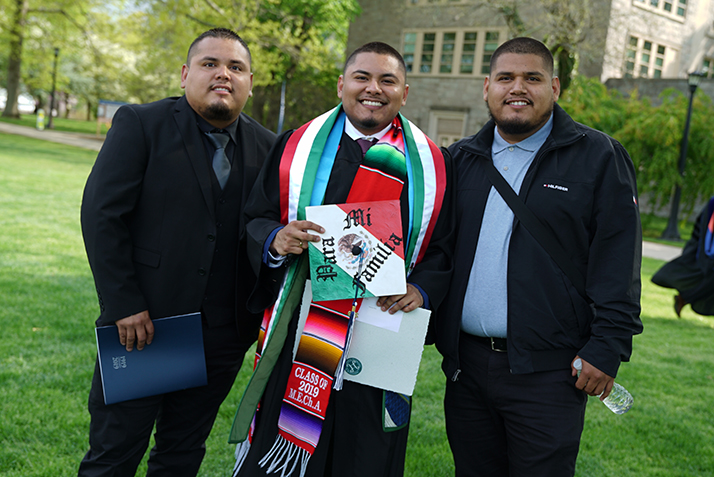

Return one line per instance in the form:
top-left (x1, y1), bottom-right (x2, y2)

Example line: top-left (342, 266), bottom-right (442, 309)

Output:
top-left (232, 440), bottom-right (251, 477)
top-left (259, 435), bottom-right (310, 477)
top-left (332, 311), bottom-right (356, 391)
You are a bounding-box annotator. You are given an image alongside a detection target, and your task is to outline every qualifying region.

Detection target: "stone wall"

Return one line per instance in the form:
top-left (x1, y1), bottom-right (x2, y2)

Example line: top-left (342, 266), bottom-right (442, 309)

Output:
top-left (605, 77), bottom-right (714, 105)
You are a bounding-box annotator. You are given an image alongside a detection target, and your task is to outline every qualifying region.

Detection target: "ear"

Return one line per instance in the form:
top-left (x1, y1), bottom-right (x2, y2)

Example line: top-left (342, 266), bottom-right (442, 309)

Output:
top-left (248, 72), bottom-right (254, 98)
top-left (180, 64), bottom-right (189, 89)
top-left (482, 76), bottom-right (490, 102)
top-left (337, 75), bottom-right (344, 99)
top-left (401, 83), bottom-right (409, 106)
top-left (551, 75), bottom-right (561, 102)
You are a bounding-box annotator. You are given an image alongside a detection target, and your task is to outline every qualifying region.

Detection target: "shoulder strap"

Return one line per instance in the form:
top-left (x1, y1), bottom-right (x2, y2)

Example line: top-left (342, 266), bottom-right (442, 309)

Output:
top-left (482, 159), bottom-right (588, 299)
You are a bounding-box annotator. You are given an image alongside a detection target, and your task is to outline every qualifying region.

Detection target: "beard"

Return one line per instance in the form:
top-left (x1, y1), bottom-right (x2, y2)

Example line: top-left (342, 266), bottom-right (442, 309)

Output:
top-left (199, 102), bottom-right (234, 122)
top-left (355, 117), bottom-right (379, 132)
top-left (487, 101), bottom-right (553, 138)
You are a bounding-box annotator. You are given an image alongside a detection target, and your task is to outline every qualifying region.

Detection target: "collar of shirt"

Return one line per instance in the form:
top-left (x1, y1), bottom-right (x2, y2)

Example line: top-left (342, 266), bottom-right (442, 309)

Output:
top-left (492, 113), bottom-right (554, 156)
top-left (195, 113), bottom-right (240, 144)
top-left (344, 117), bottom-right (392, 142)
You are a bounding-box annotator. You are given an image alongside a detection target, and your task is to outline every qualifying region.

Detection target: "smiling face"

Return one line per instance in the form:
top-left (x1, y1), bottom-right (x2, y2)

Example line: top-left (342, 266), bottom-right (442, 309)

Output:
top-left (337, 52), bottom-right (409, 136)
top-left (180, 37), bottom-right (253, 129)
top-left (484, 52), bottom-right (560, 144)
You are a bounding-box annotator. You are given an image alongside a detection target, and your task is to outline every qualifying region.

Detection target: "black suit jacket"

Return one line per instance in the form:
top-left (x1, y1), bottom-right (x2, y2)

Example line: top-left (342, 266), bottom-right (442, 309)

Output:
top-left (81, 96), bottom-right (276, 342)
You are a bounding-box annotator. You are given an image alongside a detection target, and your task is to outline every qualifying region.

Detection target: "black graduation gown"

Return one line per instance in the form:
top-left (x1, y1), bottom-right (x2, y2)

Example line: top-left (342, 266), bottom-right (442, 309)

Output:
top-left (237, 130), bottom-right (453, 477)
top-left (652, 199), bottom-right (714, 315)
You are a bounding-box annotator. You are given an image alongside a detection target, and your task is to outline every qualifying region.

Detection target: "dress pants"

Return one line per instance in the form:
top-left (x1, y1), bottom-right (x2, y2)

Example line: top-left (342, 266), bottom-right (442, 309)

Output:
top-left (444, 333), bottom-right (587, 477)
top-left (78, 319), bottom-right (248, 477)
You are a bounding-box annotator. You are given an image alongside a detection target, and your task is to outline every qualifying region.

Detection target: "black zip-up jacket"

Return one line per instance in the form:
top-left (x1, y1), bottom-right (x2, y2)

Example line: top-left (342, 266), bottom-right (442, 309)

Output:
top-left (435, 104), bottom-right (643, 381)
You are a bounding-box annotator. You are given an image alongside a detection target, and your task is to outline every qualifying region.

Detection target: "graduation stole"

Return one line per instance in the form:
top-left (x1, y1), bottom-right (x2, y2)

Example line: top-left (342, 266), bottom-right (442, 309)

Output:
top-left (230, 105), bottom-right (446, 476)
top-left (704, 196), bottom-right (714, 259)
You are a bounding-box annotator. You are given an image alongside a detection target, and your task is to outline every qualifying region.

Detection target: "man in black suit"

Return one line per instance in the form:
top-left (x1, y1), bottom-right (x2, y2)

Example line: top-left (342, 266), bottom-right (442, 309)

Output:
top-left (78, 28), bottom-right (276, 477)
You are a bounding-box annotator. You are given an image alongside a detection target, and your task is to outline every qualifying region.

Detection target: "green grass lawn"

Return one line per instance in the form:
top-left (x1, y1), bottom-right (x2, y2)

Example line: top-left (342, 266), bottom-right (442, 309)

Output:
top-left (0, 114), bottom-right (108, 136)
top-left (1, 131), bottom-right (712, 476)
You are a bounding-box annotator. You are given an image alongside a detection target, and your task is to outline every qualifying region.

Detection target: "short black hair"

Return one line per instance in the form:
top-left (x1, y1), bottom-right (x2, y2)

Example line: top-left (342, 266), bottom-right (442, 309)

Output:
top-left (490, 37), bottom-right (554, 77)
top-left (186, 28), bottom-right (251, 66)
top-left (343, 42), bottom-right (407, 80)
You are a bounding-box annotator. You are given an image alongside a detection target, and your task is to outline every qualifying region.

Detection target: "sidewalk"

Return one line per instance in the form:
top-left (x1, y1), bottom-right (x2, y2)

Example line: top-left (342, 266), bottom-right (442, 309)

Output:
top-left (642, 240), bottom-right (681, 261)
top-left (0, 120), bottom-right (104, 152)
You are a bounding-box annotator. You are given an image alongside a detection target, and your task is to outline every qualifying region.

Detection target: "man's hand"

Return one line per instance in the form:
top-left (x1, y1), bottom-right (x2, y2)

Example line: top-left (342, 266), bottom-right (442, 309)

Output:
top-left (270, 220), bottom-right (324, 256)
top-left (376, 284), bottom-right (424, 314)
top-left (571, 356), bottom-right (615, 400)
top-left (116, 310), bottom-right (153, 352)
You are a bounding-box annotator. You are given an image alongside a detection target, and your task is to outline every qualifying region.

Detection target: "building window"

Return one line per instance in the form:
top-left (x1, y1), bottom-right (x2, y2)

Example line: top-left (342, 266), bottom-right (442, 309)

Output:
top-left (633, 0), bottom-right (687, 19)
top-left (428, 110), bottom-right (467, 146)
top-left (402, 29), bottom-right (506, 77)
top-left (624, 35), bottom-right (666, 78)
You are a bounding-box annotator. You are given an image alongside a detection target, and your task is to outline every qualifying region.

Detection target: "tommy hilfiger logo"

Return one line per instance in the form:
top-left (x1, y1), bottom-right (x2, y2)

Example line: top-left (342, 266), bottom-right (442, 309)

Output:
top-left (543, 183), bottom-right (569, 192)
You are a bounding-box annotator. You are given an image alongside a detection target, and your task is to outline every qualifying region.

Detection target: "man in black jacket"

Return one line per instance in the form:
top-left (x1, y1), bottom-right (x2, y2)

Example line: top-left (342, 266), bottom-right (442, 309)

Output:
top-left (78, 28), bottom-right (275, 476)
top-left (436, 37), bottom-right (642, 477)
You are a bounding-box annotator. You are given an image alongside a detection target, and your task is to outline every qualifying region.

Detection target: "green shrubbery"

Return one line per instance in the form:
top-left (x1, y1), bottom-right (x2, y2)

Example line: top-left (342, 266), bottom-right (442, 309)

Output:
top-left (561, 77), bottom-right (714, 219)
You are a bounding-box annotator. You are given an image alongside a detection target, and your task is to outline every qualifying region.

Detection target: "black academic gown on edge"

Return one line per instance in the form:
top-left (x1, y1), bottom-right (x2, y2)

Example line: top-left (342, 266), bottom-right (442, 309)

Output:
top-left (652, 198), bottom-right (714, 315)
top-left (237, 130), bottom-right (454, 477)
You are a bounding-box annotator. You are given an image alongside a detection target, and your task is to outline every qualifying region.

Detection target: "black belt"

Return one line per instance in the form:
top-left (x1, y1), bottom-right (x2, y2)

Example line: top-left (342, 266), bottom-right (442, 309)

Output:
top-left (466, 334), bottom-right (508, 352)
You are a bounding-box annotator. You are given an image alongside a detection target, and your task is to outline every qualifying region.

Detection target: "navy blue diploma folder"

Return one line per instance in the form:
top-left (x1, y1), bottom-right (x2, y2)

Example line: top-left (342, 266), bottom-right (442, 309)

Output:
top-left (95, 312), bottom-right (207, 405)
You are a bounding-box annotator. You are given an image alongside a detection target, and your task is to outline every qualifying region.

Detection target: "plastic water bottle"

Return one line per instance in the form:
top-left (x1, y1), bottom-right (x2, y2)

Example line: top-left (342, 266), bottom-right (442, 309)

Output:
top-left (573, 358), bottom-right (633, 414)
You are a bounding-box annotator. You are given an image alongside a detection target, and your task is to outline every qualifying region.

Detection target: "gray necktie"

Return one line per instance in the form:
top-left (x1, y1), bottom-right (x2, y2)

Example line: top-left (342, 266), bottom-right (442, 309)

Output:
top-left (205, 131), bottom-right (231, 189)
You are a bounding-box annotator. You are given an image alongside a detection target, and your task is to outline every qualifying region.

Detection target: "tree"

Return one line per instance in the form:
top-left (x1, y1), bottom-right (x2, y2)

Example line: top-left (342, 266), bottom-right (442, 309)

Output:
top-left (558, 75), bottom-right (627, 135)
top-left (2, 0), bottom-right (29, 118)
top-left (561, 77), bottom-right (714, 219)
top-left (121, 0), bottom-right (360, 130)
top-left (617, 89), bottom-right (714, 218)
top-left (484, 0), bottom-right (595, 92)
top-left (0, 0), bottom-right (108, 118)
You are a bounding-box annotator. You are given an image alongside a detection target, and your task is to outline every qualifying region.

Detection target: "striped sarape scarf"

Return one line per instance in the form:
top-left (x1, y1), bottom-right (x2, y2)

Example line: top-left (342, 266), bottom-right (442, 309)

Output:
top-left (230, 105), bottom-right (446, 477)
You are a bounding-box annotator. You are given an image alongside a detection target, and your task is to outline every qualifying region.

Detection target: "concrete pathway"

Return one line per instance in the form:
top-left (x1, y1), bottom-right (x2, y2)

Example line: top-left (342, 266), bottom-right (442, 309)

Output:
top-left (0, 120), bottom-right (104, 151)
top-left (0, 121), bottom-right (690, 262)
top-left (642, 240), bottom-right (681, 261)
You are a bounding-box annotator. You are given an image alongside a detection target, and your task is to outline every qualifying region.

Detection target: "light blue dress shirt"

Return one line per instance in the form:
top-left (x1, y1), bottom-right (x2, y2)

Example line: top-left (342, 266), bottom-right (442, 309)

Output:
top-left (461, 115), bottom-right (554, 338)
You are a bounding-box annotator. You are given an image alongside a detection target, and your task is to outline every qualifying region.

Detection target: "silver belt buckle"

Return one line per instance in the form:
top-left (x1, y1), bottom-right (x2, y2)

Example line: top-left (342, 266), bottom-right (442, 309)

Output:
top-left (490, 337), bottom-right (507, 352)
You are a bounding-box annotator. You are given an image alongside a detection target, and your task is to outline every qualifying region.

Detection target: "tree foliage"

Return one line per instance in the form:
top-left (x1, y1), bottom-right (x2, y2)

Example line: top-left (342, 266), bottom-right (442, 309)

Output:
top-left (485, 0), bottom-right (593, 92)
top-left (116, 0), bottom-right (360, 130)
top-left (0, 0), bottom-right (359, 127)
top-left (561, 76), bottom-right (714, 218)
top-left (617, 89), bottom-right (714, 218)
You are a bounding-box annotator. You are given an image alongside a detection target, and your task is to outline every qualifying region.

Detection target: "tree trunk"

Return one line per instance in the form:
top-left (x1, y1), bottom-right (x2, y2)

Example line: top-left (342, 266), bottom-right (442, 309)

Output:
top-left (251, 86), bottom-right (267, 128)
top-left (63, 91), bottom-right (71, 118)
top-left (555, 46), bottom-right (576, 93)
top-left (262, 84), bottom-right (281, 133)
top-left (2, 0), bottom-right (29, 119)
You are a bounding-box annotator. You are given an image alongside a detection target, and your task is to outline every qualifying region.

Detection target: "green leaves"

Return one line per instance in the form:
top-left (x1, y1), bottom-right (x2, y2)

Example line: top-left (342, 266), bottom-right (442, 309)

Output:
top-left (561, 76), bottom-right (714, 218)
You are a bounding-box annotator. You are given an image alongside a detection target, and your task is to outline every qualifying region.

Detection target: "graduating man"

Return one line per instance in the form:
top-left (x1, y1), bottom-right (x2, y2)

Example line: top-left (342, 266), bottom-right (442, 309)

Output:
top-left (436, 37), bottom-right (642, 477)
top-left (78, 28), bottom-right (275, 476)
top-left (230, 42), bottom-right (453, 477)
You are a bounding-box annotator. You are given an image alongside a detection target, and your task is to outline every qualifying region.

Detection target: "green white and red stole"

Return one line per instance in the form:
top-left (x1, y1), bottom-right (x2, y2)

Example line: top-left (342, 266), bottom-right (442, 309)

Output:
top-left (230, 105), bottom-right (446, 477)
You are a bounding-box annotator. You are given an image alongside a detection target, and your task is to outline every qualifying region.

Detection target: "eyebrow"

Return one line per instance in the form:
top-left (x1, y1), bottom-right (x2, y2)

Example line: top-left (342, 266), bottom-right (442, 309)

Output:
top-left (198, 55), bottom-right (247, 66)
top-left (351, 69), bottom-right (400, 80)
top-left (495, 70), bottom-right (545, 77)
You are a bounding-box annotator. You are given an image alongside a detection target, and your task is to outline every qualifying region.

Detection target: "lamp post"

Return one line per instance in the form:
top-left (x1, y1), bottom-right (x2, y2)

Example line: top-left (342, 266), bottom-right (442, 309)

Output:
top-left (47, 47), bottom-right (59, 130)
top-left (660, 71), bottom-right (703, 240)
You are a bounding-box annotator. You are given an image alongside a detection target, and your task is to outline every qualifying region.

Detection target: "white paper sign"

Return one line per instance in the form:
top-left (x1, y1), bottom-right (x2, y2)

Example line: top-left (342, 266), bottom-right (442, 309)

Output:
top-left (344, 298), bottom-right (430, 396)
